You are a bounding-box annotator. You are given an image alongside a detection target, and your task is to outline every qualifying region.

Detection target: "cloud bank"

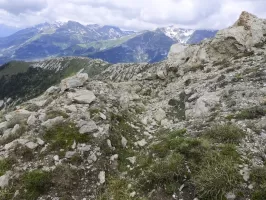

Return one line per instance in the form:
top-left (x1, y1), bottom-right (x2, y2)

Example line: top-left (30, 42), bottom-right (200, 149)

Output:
top-left (0, 0), bottom-right (266, 30)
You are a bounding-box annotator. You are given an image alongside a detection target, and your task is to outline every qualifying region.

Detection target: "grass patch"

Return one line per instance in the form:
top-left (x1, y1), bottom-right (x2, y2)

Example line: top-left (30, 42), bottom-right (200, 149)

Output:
top-left (21, 170), bottom-right (52, 200)
top-left (203, 124), bottom-right (246, 144)
top-left (98, 177), bottom-right (133, 200)
top-left (193, 152), bottom-right (242, 199)
top-left (250, 166), bottom-right (266, 200)
top-left (138, 152), bottom-right (186, 194)
top-left (46, 110), bottom-right (69, 119)
top-left (104, 112), bottom-right (138, 171)
top-left (130, 127), bottom-right (243, 199)
top-left (0, 158), bottom-right (15, 176)
top-left (43, 122), bottom-right (91, 152)
top-left (235, 106), bottom-right (266, 120)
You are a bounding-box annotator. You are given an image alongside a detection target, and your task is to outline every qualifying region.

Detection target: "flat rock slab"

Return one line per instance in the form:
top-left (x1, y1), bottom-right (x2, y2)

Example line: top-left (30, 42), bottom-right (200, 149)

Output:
top-left (67, 90), bottom-right (96, 104)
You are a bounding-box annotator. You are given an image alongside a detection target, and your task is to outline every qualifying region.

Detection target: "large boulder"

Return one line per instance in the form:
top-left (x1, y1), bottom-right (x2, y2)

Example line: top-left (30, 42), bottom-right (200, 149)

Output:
top-left (60, 73), bottom-right (89, 91)
top-left (0, 122), bottom-right (8, 134)
top-left (79, 120), bottom-right (98, 134)
top-left (189, 92), bottom-right (220, 118)
top-left (5, 109), bottom-right (32, 126)
top-left (0, 171), bottom-right (12, 189)
top-left (41, 116), bottom-right (64, 129)
top-left (67, 90), bottom-right (96, 104)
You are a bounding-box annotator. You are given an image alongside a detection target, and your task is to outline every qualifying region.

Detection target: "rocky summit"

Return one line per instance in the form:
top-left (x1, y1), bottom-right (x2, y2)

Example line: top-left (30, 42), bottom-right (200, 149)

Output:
top-left (0, 11), bottom-right (266, 200)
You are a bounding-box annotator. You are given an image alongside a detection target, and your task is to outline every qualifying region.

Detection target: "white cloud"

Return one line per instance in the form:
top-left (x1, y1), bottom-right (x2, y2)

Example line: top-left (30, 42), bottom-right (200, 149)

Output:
top-left (0, 0), bottom-right (266, 30)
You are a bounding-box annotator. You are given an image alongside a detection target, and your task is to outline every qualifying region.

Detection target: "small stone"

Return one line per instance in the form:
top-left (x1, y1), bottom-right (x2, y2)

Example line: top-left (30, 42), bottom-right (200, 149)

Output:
top-left (72, 141), bottom-right (77, 149)
top-left (98, 171), bottom-right (105, 184)
top-left (41, 116), bottom-right (64, 129)
top-left (79, 120), bottom-right (98, 134)
top-left (110, 154), bottom-right (119, 161)
top-left (154, 109), bottom-right (166, 122)
top-left (53, 155), bottom-right (59, 161)
top-left (27, 114), bottom-right (37, 126)
top-left (130, 192), bottom-right (136, 198)
top-left (37, 138), bottom-right (45, 146)
top-left (100, 113), bottom-right (107, 120)
top-left (136, 139), bottom-right (147, 147)
top-left (64, 105), bottom-right (77, 113)
top-left (67, 90), bottom-right (96, 104)
top-left (0, 100), bottom-right (4, 109)
top-left (46, 86), bottom-right (60, 94)
top-left (248, 184), bottom-right (254, 189)
top-left (11, 124), bottom-right (20, 134)
top-left (121, 136), bottom-right (128, 148)
top-left (65, 151), bottom-right (76, 159)
top-left (157, 70), bottom-right (167, 80)
top-left (25, 142), bottom-right (38, 150)
top-left (0, 171), bottom-right (12, 189)
top-left (225, 192), bottom-right (236, 200)
top-left (127, 156), bottom-right (136, 165)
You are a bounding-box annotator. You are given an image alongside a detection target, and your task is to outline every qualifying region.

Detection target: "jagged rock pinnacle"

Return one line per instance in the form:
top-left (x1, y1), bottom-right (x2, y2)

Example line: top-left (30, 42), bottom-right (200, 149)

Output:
top-left (234, 11), bottom-right (258, 29)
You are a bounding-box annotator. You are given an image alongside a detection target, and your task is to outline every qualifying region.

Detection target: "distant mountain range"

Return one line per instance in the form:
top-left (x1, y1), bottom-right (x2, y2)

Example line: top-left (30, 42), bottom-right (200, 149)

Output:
top-left (0, 22), bottom-right (217, 65)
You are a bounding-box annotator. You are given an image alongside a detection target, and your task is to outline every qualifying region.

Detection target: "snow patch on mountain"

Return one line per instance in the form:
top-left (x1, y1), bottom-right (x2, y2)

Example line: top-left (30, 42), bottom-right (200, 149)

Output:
top-left (158, 26), bottom-right (195, 43)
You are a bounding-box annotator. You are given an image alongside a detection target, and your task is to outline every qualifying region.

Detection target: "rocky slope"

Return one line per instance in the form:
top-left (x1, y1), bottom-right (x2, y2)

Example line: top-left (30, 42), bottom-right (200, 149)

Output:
top-left (0, 57), bottom-right (110, 107)
top-left (0, 11), bottom-right (266, 200)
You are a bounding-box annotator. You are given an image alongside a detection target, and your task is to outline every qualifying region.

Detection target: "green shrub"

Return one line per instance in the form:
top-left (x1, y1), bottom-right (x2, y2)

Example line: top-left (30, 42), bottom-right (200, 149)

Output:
top-left (235, 106), bottom-right (266, 120)
top-left (22, 170), bottom-right (52, 199)
top-left (43, 123), bottom-right (91, 152)
top-left (204, 124), bottom-right (246, 144)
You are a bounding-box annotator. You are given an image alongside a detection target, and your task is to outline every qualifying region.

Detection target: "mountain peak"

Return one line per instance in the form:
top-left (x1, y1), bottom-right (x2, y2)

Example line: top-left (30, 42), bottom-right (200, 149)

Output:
top-left (234, 11), bottom-right (259, 29)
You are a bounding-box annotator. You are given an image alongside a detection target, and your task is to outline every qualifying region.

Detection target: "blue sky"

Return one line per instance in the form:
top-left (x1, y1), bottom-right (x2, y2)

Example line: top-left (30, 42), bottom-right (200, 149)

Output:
top-left (0, 0), bottom-right (265, 30)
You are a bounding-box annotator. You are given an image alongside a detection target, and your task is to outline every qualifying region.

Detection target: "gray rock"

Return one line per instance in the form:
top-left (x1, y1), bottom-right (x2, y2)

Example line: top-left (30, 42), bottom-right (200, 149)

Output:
top-left (5, 109), bottom-right (32, 126)
top-left (0, 122), bottom-right (8, 134)
top-left (27, 114), bottom-right (37, 126)
top-left (60, 73), bottom-right (88, 91)
top-left (0, 171), bottom-right (12, 189)
top-left (157, 70), bottom-right (167, 80)
top-left (154, 109), bottom-right (166, 122)
top-left (25, 142), bottom-right (38, 150)
top-left (79, 120), bottom-right (98, 134)
top-left (37, 138), bottom-right (45, 146)
top-left (191, 92), bottom-right (220, 118)
top-left (67, 90), bottom-right (96, 104)
top-left (11, 124), bottom-right (20, 134)
top-left (0, 100), bottom-right (4, 109)
top-left (41, 116), bottom-right (64, 129)
top-left (98, 171), bottom-right (105, 184)
top-left (127, 156), bottom-right (136, 164)
top-left (46, 86), bottom-right (60, 94)
top-left (65, 151), bottom-right (76, 159)
top-left (136, 139), bottom-right (147, 147)
top-left (121, 136), bottom-right (128, 148)
top-left (64, 105), bottom-right (77, 113)
top-left (100, 113), bottom-right (107, 120)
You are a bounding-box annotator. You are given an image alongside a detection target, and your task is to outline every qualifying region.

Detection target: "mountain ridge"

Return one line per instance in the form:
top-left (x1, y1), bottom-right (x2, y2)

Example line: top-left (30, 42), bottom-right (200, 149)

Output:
top-left (0, 22), bottom-right (217, 65)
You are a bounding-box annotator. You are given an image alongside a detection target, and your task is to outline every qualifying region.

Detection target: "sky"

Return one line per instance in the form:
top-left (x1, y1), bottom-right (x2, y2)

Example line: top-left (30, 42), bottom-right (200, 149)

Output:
top-left (0, 0), bottom-right (266, 31)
